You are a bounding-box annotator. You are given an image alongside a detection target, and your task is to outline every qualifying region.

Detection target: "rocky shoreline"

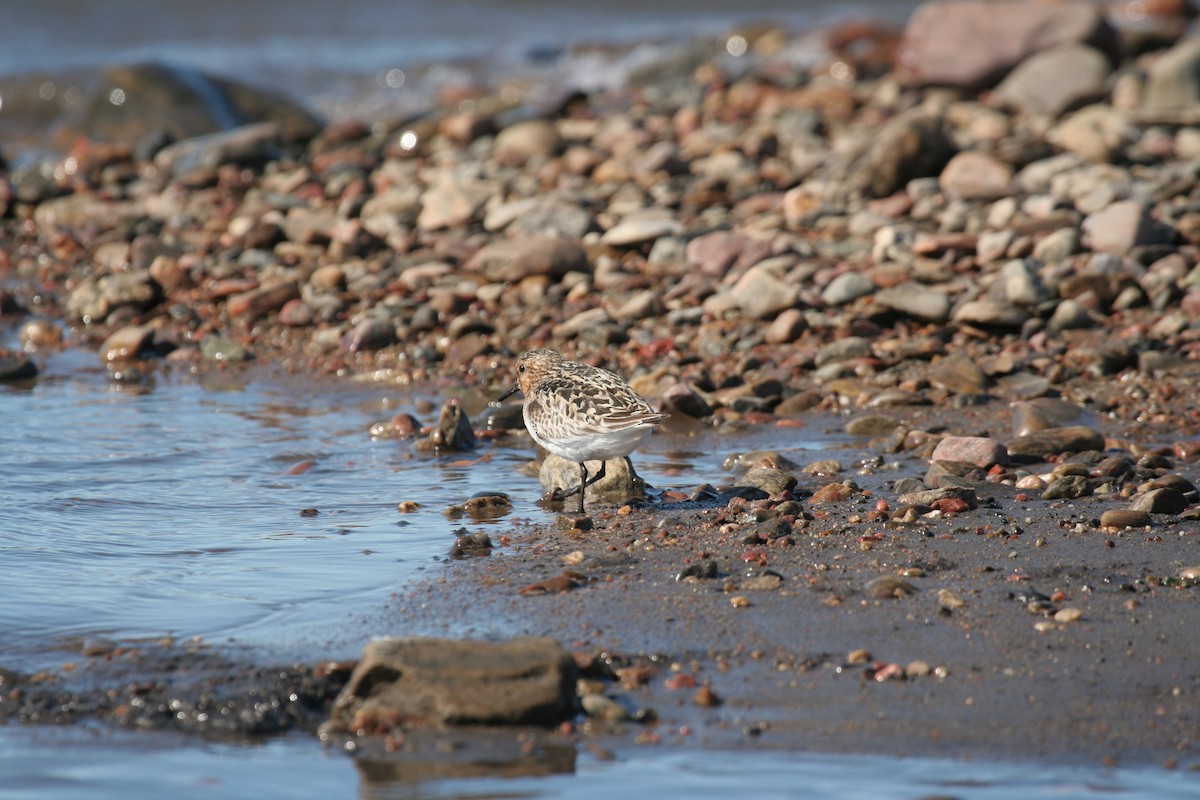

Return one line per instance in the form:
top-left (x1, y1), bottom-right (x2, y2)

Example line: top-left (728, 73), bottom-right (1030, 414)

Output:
top-left (2, 0), bottom-right (1200, 773)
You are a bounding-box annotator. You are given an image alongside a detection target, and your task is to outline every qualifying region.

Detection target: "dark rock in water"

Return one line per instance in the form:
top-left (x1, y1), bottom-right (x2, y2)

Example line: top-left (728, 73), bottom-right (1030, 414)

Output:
top-left (0, 351), bottom-right (38, 382)
top-left (445, 493), bottom-right (512, 521)
top-left (540, 454), bottom-right (645, 505)
top-left (450, 531), bottom-right (494, 558)
top-left (48, 62), bottom-right (322, 150)
top-left (480, 401), bottom-right (526, 431)
top-left (425, 400), bottom-right (477, 452)
top-left (326, 637), bottom-right (577, 731)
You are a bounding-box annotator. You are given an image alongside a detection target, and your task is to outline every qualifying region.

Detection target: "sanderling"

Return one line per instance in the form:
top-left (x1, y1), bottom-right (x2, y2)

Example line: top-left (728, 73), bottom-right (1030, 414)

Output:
top-left (496, 349), bottom-right (668, 514)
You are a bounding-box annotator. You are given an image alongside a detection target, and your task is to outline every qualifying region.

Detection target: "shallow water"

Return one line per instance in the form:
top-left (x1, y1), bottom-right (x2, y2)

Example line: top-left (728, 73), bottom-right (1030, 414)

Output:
top-left (2, 726), bottom-right (1195, 800)
top-left (2, 0), bottom-right (919, 144)
top-left (1, 347), bottom-right (1194, 797)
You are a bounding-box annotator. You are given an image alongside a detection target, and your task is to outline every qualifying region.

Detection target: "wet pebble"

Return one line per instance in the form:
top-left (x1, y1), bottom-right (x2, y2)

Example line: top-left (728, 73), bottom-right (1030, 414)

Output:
top-left (199, 334), bottom-right (250, 363)
top-left (1041, 475), bottom-right (1093, 500)
top-left (930, 436), bottom-right (1009, 468)
top-left (867, 575), bottom-right (918, 599)
top-left (450, 531), bottom-right (493, 558)
top-left (1007, 426), bottom-right (1105, 459)
top-left (735, 467), bottom-right (796, 496)
top-left (845, 414), bottom-right (901, 436)
top-left (676, 559), bottom-right (718, 581)
top-left (423, 401), bottom-right (477, 452)
top-left (1100, 509), bottom-right (1151, 529)
top-left (1128, 487), bottom-right (1188, 515)
top-left (0, 351), bottom-right (38, 382)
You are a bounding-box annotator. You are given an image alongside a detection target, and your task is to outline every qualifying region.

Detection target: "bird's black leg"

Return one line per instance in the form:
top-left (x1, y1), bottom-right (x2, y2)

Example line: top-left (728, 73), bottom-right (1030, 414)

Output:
top-left (577, 461), bottom-right (587, 514)
top-left (553, 460), bottom-right (607, 514)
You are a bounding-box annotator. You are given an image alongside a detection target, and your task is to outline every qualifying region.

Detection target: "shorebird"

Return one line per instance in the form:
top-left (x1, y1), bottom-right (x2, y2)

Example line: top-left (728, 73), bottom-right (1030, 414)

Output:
top-left (496, 349), bottom-right (667, 514)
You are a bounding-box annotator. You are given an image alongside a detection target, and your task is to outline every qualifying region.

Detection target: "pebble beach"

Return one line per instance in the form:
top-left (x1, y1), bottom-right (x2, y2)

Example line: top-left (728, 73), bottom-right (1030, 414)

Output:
top-left (3, 0), bottom-right (1200, 780)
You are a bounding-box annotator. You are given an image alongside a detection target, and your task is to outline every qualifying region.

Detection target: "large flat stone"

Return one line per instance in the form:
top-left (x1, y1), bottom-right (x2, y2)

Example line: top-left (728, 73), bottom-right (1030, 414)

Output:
top-left (328, 637), bottom-right (577, 733)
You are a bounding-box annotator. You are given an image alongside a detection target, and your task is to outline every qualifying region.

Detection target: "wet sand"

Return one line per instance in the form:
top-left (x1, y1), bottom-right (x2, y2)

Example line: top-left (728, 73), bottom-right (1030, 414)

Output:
top-left (385, 399), bottom-right (1200, 769)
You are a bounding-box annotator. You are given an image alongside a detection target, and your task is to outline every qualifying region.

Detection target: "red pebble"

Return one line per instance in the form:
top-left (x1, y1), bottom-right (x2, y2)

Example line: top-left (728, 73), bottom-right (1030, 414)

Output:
top-left (665, 674), bottom-right (697, 690)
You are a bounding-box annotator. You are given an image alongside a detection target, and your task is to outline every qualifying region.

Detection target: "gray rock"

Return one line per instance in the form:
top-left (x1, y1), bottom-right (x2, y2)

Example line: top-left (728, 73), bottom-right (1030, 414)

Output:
top-left (764, 308), bottom-right (808, 344)
top-left (600, 210), bottom-right (683, 247)
top-left (1007, 425), bottom-right (1104, 458)
top-left (610, 290), bottom-right (664, 322)
top-left (875, 282), bottom-right (953, 322)
top-left (466, 237), bottom-right (589, 282)
top-left (493, 119), bottom-right (561, 166)
top-left (952, 299), bottom-right (1030, 328)
top-left (540, 455), bottom-right (645, 505)
top-left (722, 450), bottom-right (802, 473)
top-left (686, 230), bottom-right (773, 277)
top-left (1143, 39), bottom-right (1200, 116)
top-left (897, 486), bottom-right (979, 510)
top-left (1129, 488), bottom-right (1188, 515)
top-left (931, 436), bottom-right (1009, 467)
top-left (898, 0), bottom-right (1115, 88)
top-left (154, 122), bottom-right (285, 177)
top-left (200, 334), bottom-right (250, 362)
top-left (993, 44), bottom-right (1110, 117)
top-left (1013, 398), bottom-right (1093, 436)
top-left (99, 324), bottom-right (155, 363)
top-left (977, 230), bottom-right (1015, 264)
top-left (1082, 200), bottom-right (1173, 256)
top-left (66, 271), bottom-right (162, 324)
top-left (843, 109), bottom-right (956, 199)
top-left (938, 151), bottom-right (1014, 200)
top-left (730, 265), bottom-right (798, 319)
top-left (343, 318), bottom-right (397, 353)
top-left (815, 336), bottom-right (872, 367)
top-left (998, 259), bottom-right (1052, 306)
top-left (736, 467), bottom-right (797, 496)
top-left (418, 171), bottom-right (494, 231)
top-left (327, 637), bottom-right (577, 730)
top-left (1032, 228), bottom-right (1080, 264)
top-left (845, 414), bottom-right (902, 436)
top-left (822, 272), bottom-right (875, 306)
top-left (928, 354), bottom-right (990, 395)
top-left (52, 62), bottom-right (321, 149)
top-left (485, 196), bottom-right (593, 240)
top-left (1042, 475), bottom-right (1093, 500)
top-left (1047, 105), bottom-right (1137, 162)
top-left (1047, 298), bottom-right (1095, 331)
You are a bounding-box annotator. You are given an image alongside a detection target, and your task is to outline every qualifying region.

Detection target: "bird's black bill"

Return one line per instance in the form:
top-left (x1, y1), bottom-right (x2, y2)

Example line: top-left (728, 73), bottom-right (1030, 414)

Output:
top-left (495, 383), bottom-right (520, 403)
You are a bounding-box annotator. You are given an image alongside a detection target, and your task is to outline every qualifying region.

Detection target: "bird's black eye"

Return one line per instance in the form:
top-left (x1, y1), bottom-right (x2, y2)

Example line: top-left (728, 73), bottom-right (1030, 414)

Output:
top-left (518, 364), bottom-right (525, 373)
